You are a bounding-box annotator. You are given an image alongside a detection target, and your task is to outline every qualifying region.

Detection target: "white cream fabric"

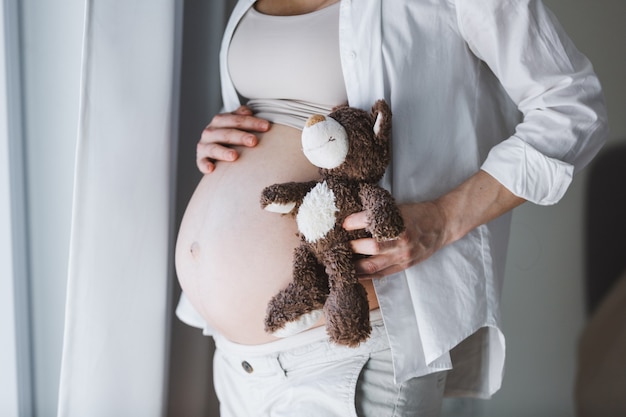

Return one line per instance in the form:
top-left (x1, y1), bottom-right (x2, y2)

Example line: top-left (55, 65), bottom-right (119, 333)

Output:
top-left (228, 2), bottom-right (346, 106)
top-left (57, 1), bottom-right (182, 415)
top-left (227, 2), bottom-right (346, 130)
top-left (178, 0), bottom-right (608, 399)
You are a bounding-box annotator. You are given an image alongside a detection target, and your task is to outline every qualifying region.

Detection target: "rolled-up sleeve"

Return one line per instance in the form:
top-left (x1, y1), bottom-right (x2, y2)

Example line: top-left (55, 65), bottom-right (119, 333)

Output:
top-left (457, 0), bottom-right (608, 205)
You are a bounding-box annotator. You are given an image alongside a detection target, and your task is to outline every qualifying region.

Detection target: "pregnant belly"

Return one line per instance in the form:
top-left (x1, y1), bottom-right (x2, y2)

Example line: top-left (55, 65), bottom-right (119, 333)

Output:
top-left (175, 124), bottom-right (321, 343)
top-left (175, 124), bottom-right (379, 345)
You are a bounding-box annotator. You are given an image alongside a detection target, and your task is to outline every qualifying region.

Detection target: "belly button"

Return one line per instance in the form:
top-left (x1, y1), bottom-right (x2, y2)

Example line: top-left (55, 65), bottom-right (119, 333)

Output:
top-left (190, 242), bottom-right (200, 259)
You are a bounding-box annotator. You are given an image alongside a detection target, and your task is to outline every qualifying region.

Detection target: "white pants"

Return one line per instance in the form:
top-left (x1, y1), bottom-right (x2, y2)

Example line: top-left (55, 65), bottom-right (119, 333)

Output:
top-left (212, 318), bottom-right (447, 417)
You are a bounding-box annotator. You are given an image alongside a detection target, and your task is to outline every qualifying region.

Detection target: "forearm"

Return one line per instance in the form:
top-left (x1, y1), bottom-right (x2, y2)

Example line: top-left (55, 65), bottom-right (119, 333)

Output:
top-left (434, 169), bottom-right (526, 246)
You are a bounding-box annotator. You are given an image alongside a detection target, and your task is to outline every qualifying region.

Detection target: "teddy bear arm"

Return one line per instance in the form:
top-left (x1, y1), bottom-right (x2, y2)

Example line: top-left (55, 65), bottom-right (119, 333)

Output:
top-left (358, 183), bottom-right (405, 240)
top-left (260, 181), bottom-right (318, 214)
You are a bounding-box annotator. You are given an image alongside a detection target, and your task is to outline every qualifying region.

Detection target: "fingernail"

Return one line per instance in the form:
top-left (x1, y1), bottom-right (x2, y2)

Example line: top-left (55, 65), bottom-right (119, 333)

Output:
top-left (245, 135), bottom-right (256, 146)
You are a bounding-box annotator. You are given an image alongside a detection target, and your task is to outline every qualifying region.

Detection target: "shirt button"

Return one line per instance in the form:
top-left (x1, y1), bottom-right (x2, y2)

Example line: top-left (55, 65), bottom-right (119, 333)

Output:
top-left (241, 361), bottom-right (254, 374)
top-left (349, 51), bottom-right (357, 60)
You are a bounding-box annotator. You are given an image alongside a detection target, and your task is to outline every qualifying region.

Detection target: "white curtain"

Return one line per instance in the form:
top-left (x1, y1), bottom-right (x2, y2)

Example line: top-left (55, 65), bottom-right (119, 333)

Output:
top-left (57, 1), bottom-right (183, 415)
top-left (1, 0), bottom-right (32, 415)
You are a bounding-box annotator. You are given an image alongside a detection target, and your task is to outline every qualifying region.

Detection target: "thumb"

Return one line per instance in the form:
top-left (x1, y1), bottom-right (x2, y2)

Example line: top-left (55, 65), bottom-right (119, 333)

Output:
top-left (343, 211), bottom-right (369, 230)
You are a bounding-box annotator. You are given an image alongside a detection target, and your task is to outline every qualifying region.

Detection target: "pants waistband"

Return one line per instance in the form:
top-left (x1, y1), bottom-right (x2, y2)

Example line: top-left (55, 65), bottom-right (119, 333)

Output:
top-left (214, 313), bottom-right (389, 378)
top-left (213, 309), bottom-right (384, 358)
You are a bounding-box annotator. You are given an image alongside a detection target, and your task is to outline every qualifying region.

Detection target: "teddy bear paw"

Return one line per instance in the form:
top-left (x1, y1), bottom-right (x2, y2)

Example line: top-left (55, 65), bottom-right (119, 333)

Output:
top-left (263, 201), bottom-right (296, 214)
top-left (270, 309), bottom-right (323, 338)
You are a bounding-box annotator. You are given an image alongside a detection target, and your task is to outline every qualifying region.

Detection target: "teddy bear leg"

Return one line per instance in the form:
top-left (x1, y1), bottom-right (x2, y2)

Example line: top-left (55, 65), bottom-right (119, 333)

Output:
top-left (321, 246), bottom-right (371, 347)
top-left (264, 245), bottom-right (329, 338)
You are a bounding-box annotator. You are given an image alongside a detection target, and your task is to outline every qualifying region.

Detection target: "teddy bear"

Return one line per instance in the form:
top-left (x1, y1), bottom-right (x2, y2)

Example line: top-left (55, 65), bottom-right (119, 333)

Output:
top-left (260, 99), bottom-right (405, 347)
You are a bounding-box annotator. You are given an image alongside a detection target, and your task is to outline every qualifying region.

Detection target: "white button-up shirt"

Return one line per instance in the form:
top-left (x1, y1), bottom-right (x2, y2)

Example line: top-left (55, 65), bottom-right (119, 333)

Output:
top-left (178, 0), bottom-right (607, 398)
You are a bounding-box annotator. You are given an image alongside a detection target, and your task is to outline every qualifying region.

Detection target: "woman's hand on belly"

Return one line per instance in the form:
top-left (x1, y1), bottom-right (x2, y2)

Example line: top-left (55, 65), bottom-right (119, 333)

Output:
top-left (197, 105), bottom-right (270, 174)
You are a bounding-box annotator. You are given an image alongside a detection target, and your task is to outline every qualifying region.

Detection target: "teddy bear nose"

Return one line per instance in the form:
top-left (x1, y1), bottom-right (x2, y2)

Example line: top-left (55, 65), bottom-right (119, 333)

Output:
top-left (305, 114), bottom-right (326, 128)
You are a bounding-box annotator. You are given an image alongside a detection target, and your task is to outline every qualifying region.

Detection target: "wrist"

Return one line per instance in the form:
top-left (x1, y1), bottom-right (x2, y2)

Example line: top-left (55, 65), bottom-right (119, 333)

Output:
top-left (432, 194), bottom-right (464, 247)
top-left (432, 170), bottom-right (525, 246)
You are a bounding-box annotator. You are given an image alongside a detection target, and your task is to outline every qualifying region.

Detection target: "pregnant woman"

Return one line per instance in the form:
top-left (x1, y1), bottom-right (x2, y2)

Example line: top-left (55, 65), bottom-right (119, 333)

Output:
top-left (175, 0), bottom-right (607, 416)
top-left (174, 2), bottom-right (380, 345)
top-left (175, 2), bottom-right (400, 416)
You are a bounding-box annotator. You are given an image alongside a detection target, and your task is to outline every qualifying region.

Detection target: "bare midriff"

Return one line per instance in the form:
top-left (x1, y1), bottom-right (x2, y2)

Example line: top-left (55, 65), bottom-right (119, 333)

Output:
top-left (175, 123), bottom-right (379, 345)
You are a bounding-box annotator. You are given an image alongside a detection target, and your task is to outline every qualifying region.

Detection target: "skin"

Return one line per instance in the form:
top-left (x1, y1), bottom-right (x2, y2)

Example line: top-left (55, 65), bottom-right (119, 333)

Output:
top-left (344, 171), bottom-right (526, 279)
top-left (197, 105), bottom-right (526, 282)
top-left (196, 105), bottom-right (268, 173)
top-left (254, 0), bottom-right (340, 16)
top-left (195, 0), bottom-right (341, 175)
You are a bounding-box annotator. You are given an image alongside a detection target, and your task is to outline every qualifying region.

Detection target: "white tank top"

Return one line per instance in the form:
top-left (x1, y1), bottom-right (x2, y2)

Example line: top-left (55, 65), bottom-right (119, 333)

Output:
top-left (227, 2), bottom-right (347, 130)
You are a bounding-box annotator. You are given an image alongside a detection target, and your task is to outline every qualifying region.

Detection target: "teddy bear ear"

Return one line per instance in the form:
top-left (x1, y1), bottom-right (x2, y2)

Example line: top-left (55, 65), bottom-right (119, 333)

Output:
top-left (373, 112), bottom-right (383, 136)
top-left (371, 99), bottom-right (391, 140)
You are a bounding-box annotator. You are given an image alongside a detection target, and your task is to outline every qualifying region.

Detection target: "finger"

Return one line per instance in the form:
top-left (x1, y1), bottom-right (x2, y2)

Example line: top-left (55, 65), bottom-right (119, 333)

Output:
top-left (343, 211), bottom-right (369, 230)
top-left (358, 264), bottom-right (405, 281)
top-left (352, 239), bottom-right (408, 275)
top-left (196, 158), bottom-right (216, 174)
top-left (232, 105), bottom-right (254, 116)
top-left (350, 238), bottom-right (385, 256)
top-left (354, 250), bottom-right (409, 278)
top-left (209, 112), bottom-right (270, 132)
top-left (197, 142), bottom-right (239, 163)
top-left (354, 254), bottom-right (390, 276)
top-left (200, 127), bottom-right (259, 148)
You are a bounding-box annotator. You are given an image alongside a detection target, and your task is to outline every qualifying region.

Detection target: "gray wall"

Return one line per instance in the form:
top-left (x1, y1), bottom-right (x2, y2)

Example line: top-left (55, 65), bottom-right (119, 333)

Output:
top-left (13, 0), bottom-right (626, 415)
top-left (481, 1), bottom-right (626, 415)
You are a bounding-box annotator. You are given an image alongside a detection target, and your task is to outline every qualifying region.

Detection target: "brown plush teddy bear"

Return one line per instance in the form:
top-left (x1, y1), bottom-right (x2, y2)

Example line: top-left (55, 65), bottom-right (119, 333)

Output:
top-left (260, 99), bottom-right (405, 347)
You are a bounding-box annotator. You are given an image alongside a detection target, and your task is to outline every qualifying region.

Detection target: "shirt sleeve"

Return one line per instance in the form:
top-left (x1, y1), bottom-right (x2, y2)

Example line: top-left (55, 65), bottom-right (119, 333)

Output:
top-left (456, 0), bottom-right (608, 205)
